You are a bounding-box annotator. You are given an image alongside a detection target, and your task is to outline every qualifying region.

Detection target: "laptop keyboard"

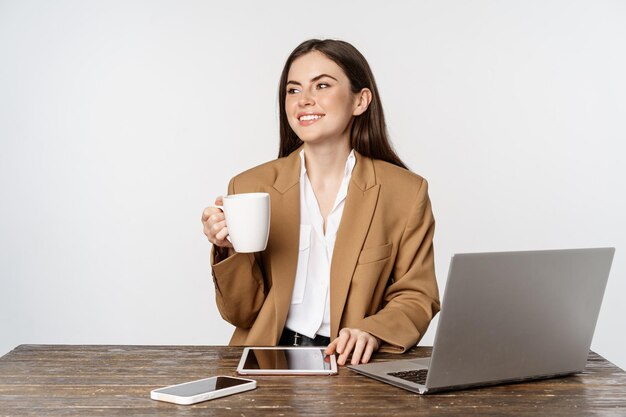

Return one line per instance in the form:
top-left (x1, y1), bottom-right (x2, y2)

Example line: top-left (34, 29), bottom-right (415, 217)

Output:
top-left (387, 369), bottom-right (428, 385)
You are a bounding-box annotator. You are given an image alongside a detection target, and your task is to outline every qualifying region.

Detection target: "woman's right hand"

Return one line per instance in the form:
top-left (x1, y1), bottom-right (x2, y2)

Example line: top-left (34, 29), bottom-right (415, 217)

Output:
top-left (201, 196), bottom-right (233, 249)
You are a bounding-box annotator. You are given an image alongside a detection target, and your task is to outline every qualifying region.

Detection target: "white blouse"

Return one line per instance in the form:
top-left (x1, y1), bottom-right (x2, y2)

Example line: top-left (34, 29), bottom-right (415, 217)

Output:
top-left (284, 149), bottom-right (356, 338)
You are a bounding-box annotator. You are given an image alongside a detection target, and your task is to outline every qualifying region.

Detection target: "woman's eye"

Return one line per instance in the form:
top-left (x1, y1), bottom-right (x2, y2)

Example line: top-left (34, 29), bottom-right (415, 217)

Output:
top-left (287, 88), bottom-right (300, 94)
top-left (317, 83), bottom-right (329, 89)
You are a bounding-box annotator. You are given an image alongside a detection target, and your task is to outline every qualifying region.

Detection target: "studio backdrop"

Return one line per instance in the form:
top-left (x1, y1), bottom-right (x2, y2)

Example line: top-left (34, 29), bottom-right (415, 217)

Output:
top-left (1, 0), bottom-right (625, 369)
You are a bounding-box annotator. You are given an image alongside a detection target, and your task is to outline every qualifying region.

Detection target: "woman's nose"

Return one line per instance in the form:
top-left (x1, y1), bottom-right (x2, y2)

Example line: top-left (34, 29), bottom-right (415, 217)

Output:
top-left (298, 90), bottom-right (315, 106)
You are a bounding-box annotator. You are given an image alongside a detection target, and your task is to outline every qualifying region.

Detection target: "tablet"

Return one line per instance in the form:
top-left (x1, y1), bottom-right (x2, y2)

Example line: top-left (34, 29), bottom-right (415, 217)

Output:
top-left (236, 347), bottom-right (337, 375)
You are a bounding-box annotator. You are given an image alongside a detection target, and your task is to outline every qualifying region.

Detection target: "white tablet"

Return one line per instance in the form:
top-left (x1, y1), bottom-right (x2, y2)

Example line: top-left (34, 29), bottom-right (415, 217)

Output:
top-left (236, 347), bottom-right (337, 375)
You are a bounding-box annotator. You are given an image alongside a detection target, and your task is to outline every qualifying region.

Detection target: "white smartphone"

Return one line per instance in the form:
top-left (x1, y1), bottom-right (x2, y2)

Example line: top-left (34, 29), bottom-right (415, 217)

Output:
top-left (150, 376), bottom-right (256, 405)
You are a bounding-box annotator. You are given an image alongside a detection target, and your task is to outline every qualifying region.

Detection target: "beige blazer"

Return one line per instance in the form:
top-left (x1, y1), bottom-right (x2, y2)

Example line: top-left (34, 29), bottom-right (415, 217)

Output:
top-left (211, 149), bottom-right (440, 353)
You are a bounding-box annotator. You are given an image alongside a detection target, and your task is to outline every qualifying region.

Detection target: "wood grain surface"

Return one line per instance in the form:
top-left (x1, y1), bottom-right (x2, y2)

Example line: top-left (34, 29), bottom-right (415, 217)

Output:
top-left (1, 345), bottom-right (625, 416)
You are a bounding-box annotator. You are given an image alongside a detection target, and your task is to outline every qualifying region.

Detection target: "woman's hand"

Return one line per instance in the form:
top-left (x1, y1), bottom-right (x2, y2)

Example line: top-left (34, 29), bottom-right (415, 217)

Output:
top-left (325, 328), bottom-right (380, 365)
top-left (201, 196), bottom-right (233, 249)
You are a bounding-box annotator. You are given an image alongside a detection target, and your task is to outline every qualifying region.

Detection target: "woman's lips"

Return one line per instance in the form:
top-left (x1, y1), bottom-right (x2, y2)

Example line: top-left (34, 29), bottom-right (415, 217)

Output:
top-left (297, 113), bottom-right (325, 126)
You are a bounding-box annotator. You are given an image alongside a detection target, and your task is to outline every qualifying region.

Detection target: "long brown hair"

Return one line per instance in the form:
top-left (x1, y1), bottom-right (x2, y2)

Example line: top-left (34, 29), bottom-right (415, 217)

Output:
top-left (278, 39), bottom-right (408, 170)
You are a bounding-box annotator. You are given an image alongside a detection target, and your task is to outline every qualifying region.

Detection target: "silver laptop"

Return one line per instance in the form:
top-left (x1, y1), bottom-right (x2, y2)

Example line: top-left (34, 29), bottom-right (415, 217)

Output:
top-left (348, 247), bottom-right (615, 394)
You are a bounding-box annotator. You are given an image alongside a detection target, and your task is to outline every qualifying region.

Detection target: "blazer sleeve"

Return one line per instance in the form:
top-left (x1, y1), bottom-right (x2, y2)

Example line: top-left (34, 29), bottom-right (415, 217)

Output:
top-left (356, 178), bottom-right (440, 353)
top-left (210, 177), bottom-right (267, 329)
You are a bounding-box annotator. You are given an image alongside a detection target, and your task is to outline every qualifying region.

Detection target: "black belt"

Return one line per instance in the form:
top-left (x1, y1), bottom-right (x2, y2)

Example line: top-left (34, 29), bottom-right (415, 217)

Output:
top-left (280, 328), bottom-right (331, 347)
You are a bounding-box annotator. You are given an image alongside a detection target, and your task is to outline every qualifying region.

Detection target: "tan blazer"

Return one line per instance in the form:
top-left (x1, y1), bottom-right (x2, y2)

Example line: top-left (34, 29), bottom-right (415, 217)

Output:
top-left (211, 149), bottom-right (440, 353)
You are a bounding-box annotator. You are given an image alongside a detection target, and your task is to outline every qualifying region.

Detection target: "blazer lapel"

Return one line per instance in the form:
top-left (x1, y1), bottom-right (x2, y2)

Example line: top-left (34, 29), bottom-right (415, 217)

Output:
top-left (329, 152), bottom-right (380, 338)
top-left (268, 149), bottom-right (301, 342)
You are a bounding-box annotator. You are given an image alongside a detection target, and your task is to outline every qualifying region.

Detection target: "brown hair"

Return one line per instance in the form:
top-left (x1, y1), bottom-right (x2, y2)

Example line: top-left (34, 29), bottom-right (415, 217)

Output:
top-left (278, 39), bottom-right (408, 170)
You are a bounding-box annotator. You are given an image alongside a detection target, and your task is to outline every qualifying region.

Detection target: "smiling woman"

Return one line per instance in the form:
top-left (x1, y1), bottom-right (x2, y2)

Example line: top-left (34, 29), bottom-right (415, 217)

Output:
top-left (284, 51), bottom-right (366, 150)
top-left (277, 40), bottom-right (407, 168)
top-left (201, 39), bottom-right (440, 366)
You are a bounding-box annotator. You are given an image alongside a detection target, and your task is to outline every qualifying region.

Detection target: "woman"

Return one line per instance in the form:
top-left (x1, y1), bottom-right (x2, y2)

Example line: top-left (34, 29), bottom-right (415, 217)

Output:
top-left (202, 39), bottom-right (440, 366)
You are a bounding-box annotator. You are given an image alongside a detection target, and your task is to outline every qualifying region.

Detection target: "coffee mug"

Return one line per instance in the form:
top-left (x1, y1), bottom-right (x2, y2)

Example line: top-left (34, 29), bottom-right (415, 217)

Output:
top-left (220, 192), bottom-right (270, 253)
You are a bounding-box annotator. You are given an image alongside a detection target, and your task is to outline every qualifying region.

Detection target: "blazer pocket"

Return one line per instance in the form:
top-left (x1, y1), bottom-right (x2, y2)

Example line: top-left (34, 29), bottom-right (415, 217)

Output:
top-left (291, 225), bottom-right (311, 304)
top-left (357, 243), bottom-right (393, 265)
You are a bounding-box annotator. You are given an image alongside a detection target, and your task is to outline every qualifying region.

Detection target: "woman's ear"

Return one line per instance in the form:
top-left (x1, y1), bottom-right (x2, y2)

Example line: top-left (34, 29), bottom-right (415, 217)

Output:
top-left (352, 88), bottom-right (372, 116)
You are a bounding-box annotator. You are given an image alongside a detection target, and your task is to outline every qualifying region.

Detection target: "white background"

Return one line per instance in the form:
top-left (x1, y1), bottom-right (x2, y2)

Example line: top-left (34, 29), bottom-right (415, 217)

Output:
top-left (1, 1), bottom-right (624, 369)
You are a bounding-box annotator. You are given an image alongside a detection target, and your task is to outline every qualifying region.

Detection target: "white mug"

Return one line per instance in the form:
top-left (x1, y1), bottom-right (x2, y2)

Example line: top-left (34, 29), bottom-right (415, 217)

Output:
top-left (221, 192), bottom-right (270, 253)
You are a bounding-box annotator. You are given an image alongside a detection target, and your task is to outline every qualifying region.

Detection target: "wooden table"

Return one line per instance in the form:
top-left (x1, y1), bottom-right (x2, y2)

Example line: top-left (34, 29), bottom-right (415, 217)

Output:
top-left (1, 345), bottom-right (625, 416)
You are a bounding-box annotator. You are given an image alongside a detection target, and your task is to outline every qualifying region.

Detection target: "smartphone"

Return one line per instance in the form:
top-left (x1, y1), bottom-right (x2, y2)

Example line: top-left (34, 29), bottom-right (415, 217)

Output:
top-left (150, 376), bottom-right (256, 405)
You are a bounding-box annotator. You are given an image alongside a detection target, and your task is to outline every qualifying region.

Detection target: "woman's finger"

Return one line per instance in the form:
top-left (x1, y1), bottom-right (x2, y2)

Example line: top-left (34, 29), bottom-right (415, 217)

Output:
top-left (336, 328), bottom-right (351, 354)
top-left (325, 338), bottom-right (339, 356)
top-left (360, 337), bottom-right (378, 364)
top-left (350, 334), bottom-right (368, 365)
top-left (201, 207), bottom-right (215, 223)
top-left (338, 333), bottom-right (357, 366)
top-left (202, 207), bottom-right (224, 225)
top-left (215, 225), bottom-right (230, 242)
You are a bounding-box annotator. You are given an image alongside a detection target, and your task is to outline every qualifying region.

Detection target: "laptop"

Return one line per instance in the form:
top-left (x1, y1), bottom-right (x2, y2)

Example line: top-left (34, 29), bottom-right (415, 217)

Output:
top-left (348, 247), bottom-right (615, 394)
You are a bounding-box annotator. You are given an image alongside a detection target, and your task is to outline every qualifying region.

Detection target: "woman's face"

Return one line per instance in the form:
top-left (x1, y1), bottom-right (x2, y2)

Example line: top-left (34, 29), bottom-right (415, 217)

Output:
top-left (285, 51), bottom-right (362, 147)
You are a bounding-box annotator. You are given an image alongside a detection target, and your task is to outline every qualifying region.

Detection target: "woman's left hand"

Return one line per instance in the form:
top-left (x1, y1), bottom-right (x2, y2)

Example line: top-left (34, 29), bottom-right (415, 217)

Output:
top-left (325, 328), bottom-right (380, 365)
